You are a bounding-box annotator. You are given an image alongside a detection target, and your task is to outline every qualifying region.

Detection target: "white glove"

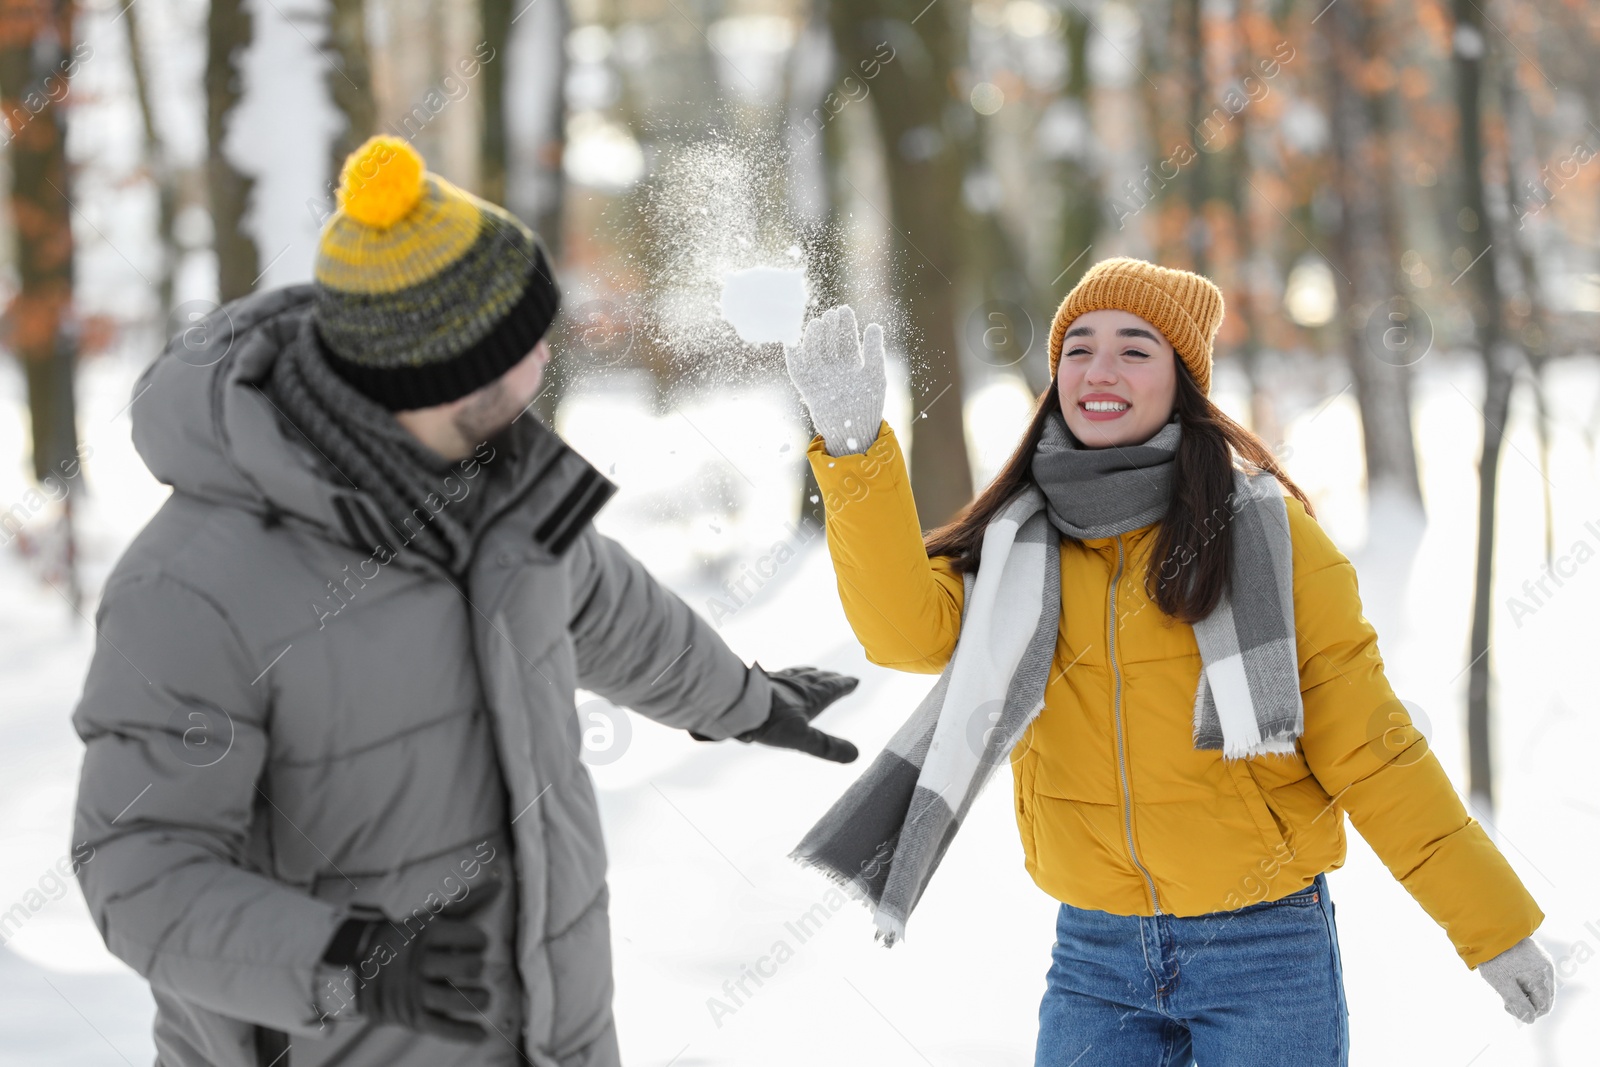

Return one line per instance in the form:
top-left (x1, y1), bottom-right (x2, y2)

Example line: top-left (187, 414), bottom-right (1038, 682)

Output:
top-left (1477, 936), bottom-right (1556, 1023)
top-left (783, 305), bottom-right (887, 458)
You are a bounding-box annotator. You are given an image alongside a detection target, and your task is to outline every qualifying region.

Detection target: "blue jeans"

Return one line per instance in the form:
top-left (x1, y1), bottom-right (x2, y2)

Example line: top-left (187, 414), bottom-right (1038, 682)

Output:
top-left (1035, 872), bottom-right (1348, 1066)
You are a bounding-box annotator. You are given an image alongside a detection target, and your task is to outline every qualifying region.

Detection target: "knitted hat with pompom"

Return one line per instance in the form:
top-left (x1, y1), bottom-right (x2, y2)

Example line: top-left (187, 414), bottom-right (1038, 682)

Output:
top-left (312, 135), bottom-right (560, 411)
top-left (1048, 257), bottom-right (1224, 396)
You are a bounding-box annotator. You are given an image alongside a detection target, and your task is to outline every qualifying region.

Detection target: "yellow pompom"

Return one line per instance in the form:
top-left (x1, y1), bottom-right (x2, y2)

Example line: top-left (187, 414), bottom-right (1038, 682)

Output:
top-left (337, 136), bottom-right (426, 227)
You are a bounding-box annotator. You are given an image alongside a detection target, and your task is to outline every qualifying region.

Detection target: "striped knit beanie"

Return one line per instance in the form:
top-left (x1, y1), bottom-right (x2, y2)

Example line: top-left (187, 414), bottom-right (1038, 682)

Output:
top-left (1048, 257), bottom-right (1224, 396)
top-left (313, 135), bottom-right (560, 411)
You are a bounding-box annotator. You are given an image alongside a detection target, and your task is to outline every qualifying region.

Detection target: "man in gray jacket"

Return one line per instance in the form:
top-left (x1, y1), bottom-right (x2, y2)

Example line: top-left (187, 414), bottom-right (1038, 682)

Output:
top-left (70, 135), bottom-right (857, 1067)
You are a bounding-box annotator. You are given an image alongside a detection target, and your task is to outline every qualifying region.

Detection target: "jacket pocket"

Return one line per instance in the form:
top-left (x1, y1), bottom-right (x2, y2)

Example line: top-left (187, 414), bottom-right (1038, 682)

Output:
top-left (1012, 737), bottom-right (1040, 867)
top-left (1223, 757), bottom-right (1291, 861)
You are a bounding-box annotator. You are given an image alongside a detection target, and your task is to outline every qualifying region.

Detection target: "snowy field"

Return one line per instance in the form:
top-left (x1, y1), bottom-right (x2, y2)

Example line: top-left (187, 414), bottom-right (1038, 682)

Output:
top-left (2, 343), bottom-right (1598, 1066)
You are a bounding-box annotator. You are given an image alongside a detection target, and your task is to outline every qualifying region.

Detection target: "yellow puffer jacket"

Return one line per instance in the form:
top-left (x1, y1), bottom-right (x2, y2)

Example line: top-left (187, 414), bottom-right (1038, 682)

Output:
top-left (809, 421), bottom-right (1543, 969)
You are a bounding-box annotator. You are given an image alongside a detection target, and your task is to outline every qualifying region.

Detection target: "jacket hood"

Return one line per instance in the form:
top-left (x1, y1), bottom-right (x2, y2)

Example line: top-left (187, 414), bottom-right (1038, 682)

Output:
top-left (131, 284), bottom-right (613, 566)
top-left (133, 285), bottom-right (341, 522)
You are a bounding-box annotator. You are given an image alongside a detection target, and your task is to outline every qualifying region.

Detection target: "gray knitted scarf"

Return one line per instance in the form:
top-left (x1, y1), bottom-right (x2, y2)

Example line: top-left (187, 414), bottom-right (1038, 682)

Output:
top-left (265, 315), bottom-right (488, 573)
top-left (792, 405), bottom-right (1302, 945)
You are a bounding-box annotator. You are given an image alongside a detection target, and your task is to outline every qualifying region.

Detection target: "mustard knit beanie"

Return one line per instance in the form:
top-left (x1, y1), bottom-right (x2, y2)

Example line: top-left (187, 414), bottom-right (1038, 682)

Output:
top-left (1048, 257), bottom-right (1224, 395)
top-left (313, 135), bottom-right (560, 411)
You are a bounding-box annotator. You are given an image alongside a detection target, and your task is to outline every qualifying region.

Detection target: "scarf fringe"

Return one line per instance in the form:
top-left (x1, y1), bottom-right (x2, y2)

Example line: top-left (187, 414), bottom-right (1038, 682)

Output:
top-left (786, 847), bottom-right (906, 947)
top-left (873, 912), bottom-right (907, 948)
top-left (1220, 732), bottom-right (1302, 761)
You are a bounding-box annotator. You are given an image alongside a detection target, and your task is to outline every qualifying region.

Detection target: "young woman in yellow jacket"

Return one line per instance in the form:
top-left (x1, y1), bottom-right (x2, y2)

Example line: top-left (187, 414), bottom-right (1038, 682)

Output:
top-left (782, 258), bottom-right (1554, 1066)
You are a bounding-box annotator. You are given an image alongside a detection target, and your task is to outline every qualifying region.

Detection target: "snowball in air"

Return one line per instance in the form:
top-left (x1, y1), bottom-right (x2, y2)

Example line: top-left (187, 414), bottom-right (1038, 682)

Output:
top-left (719, 266), bottom-right (808, 346)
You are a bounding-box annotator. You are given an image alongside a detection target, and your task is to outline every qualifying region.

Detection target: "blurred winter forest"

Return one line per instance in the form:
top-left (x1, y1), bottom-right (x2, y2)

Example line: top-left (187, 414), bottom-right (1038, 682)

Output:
top-left (6, 0), bottom-right (1594, 826)
top-left (2, 0), bottom-right (1599, 1064)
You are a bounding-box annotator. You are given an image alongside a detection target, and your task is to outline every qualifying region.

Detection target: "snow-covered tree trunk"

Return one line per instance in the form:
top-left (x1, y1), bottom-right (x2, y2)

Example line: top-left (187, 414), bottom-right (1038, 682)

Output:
top-left (122, 0), bottom-right (177, 330)
top-left (207, 0), bottom-right (352, 301)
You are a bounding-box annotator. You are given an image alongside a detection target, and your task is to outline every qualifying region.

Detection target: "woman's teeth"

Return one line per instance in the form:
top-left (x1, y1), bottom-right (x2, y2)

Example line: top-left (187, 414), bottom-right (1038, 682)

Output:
top-left (1082, 401), bottom-right (1129, 412)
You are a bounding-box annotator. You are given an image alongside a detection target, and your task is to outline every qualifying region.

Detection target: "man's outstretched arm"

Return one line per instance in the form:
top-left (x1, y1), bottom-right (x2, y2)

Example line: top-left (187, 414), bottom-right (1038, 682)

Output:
top-left (566, 525), bottom-right (772, 739)
top-left (565, 526), bottom-right (857, 761)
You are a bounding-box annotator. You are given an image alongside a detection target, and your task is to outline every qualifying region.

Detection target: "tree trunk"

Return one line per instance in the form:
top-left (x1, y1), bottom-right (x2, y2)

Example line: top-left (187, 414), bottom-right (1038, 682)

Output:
top-left (0, 0), bottom-right (81, 607)
top-left (123, 0), bottom-right (178, 332)
top-left (1224, 37), bottom-right (1275, 448)
top-left (1137, 0), bottom-right (1183, 265)
top-left (1050, 8), bottom-right (1098, 295)
top-left (786, 19), bottom-right (843, 530)
top-left (208, 0), bottom-right (359, 299)
top-left (1018, 5), bottom-right (1100, 396)
top-left (1181, 0), bottom-right (1210, 271)
top-left (327, 0), bottom-right (376, 172)
top-left (206, 0), bottom-right (258, 302)
top-left (1451, 0), bottom-right (1511, 814)
top-left (1322, 0), bottom-right (1424, 511)
top-left (826, 0), bottom-right (972, 527)
top-left (523, 0), bottom-right (568, 257)
top-left (1495, 28), bottom-right (1558, 566)
top-left (479, 0), bottom-right (510, 207)
top-left (504, 0), bottom-right (568, 429)
top-left (0, 0), bottom-right (80, 486)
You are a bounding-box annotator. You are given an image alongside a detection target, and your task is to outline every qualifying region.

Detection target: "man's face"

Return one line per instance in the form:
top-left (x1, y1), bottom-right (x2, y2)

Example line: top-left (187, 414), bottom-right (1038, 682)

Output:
top-left (449, 339), bottom-right (550, 446)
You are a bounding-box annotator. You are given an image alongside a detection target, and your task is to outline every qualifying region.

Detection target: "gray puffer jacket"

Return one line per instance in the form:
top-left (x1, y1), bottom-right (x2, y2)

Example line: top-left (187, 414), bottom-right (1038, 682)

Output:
top-left (70, 284), bottom-right (773, 1066)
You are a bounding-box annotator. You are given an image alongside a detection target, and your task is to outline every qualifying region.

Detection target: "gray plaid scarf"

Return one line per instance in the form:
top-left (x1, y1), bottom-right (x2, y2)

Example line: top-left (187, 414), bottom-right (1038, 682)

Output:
top-left (791, 407), bottom-right (1302, 944)
top-left (265, 315), bottom-right (488, 573)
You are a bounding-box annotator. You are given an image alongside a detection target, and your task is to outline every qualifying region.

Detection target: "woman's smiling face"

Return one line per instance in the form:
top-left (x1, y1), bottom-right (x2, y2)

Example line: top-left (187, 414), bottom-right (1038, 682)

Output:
top-left (1056, 308), bottom-right (1179, 449)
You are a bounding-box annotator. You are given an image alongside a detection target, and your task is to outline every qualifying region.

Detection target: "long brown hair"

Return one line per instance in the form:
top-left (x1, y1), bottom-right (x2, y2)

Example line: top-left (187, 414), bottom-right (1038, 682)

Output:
top-left (923, 361), bottom-right (1315, 624)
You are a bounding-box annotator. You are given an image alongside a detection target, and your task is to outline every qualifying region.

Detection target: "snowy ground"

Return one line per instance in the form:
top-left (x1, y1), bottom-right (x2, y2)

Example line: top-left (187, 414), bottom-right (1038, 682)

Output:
top-left (2, 344), bottom-right (1598, 1066)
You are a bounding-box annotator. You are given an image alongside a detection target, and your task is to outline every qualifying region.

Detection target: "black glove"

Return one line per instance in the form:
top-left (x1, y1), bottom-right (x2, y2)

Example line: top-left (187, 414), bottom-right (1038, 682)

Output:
top-left (321, 878), bottom-right (501, 1043)
top-left (692, 664), bottom-right (860, 763)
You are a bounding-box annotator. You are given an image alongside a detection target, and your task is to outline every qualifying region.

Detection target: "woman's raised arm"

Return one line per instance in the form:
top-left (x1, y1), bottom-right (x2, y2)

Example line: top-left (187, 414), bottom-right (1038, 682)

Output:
top-left (807, 421), bottom-right (964, 673)
top-left (786, 306), bottom-right (963, 673)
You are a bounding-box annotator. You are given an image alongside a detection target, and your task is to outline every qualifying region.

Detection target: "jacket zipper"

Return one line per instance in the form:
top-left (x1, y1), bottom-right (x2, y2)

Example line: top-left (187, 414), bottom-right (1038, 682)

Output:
top-left (1110, 534), bottom-right (1162, 914)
